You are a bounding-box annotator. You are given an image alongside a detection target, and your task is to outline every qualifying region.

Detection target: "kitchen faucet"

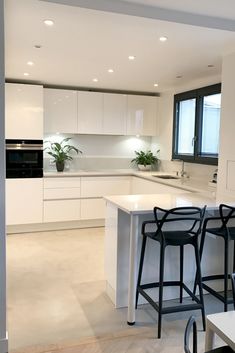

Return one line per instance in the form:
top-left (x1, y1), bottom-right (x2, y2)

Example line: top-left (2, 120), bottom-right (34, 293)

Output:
top-left (172, 159), bottom-right (188, 178)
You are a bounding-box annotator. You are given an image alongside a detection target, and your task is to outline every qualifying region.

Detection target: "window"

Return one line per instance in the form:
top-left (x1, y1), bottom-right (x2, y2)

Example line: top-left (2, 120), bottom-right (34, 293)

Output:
top-left (172, 83), bottom-right (221, 165)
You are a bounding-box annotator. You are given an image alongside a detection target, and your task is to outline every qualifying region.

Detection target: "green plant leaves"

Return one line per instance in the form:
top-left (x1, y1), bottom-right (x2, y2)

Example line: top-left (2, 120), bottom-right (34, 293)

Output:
top-left (44, 138), bottom-right (82, 163)
top-left (131, 150), bottom-right (159, 167)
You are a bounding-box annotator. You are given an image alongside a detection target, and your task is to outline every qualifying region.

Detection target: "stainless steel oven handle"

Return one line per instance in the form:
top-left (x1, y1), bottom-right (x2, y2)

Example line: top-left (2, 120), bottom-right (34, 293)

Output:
top-left (6, 144), bottom-right (43, 150)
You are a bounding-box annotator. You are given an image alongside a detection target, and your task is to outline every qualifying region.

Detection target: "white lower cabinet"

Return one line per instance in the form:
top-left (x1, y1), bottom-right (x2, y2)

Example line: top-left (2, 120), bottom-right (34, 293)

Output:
top-left (131, 176), bottom-right (187, 194)
top-left (6, 178), bottom-right (43, 225)
top-left (81, 198), bottom-right (105, 220)
top-left (43, 199), bottom-right (80, 222)
top-left (43, 177), bottom-right (81, 222)
top-left (81, 176), bottom-right (131, 197)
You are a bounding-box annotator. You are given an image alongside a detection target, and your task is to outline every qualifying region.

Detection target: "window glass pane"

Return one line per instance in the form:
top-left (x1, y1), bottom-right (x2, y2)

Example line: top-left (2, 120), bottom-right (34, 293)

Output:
top-left (177, 98), bottom-right (196, 155)
top-left (201, 93), bottom-right (221, 156)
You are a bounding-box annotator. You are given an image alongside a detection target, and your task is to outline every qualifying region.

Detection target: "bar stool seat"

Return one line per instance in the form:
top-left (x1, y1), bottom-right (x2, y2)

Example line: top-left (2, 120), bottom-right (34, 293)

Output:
top-left (136, 206), bottom-right (206, 338)
top-left (195, 204), bottom-right (235, 312)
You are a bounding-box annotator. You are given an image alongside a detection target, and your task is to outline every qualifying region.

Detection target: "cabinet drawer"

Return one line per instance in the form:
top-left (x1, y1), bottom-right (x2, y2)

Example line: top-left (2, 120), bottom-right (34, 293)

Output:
top-left (81, 176), bottom-right (131, 197)
top-left (43, 199), bottom-right (80, 222)
top-left (44, 177), bottom-right (81, 189)
top-left (44, 187), bottom-right (80, 200)
top-left (81, 198), bottom-right (105, 220)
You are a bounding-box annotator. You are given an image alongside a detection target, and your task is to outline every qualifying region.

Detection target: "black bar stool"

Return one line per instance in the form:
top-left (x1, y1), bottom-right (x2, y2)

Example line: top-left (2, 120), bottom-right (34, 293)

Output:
top-left (136, 206), bottom-right (206, 338)
top-left (194, 204), bottom-right (235, 312)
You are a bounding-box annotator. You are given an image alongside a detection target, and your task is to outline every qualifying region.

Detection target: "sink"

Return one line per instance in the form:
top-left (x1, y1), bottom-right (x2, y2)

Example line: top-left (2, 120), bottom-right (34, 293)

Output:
top-left (153, 175), bottom-right (180, 180)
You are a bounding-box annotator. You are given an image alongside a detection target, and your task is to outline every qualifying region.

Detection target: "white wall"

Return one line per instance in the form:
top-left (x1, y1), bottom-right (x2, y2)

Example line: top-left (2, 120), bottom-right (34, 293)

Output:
top-left (0, 0), bottom-right (7, 352)
top-left (217, 51), bottom-right (235, 197)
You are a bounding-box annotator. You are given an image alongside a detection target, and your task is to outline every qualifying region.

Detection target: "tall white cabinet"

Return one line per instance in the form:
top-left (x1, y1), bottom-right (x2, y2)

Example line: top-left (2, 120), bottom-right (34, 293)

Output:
top-left (44, 88), bottom-right (77, 133)
top-left (5, 83), bottom-right (43, 139)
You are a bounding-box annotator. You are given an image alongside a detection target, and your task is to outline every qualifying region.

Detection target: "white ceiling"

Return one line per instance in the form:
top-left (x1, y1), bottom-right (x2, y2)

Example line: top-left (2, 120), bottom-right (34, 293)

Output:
top-left (5, 0), bottom-right (235, 93)
top-left (122, 0), bottom-right (235, 20)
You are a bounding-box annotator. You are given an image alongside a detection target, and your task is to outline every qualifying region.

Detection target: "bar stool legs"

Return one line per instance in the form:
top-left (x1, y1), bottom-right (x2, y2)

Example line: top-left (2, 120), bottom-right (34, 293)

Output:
top-left (136, 236), bottom-right (205, 338)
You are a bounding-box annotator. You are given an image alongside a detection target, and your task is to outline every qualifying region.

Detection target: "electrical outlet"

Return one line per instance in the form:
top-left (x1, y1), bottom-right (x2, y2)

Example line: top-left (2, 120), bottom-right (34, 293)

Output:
top-left (49, 159), bottom-right (54, 166)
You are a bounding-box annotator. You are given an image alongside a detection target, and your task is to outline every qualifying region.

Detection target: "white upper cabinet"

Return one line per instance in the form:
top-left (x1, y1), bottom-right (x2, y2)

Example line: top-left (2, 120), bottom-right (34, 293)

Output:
top-left (103, 93), bottom-right (127, 135)
top-left (127, 95), bottom-right (158, 136)
top-left (77, 91), bottom-right (103, 134)
top-left (44, 88), bottom-right (77, 134)
top-left (5, 83), bottom-right (43, 139)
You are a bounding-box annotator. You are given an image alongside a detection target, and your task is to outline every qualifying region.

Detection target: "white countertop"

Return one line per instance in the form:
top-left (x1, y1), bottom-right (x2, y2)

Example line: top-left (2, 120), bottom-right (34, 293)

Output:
top-left (104, 192), bottom-right (235, 215)
top-left (44, 169), bottom-right (215, 194)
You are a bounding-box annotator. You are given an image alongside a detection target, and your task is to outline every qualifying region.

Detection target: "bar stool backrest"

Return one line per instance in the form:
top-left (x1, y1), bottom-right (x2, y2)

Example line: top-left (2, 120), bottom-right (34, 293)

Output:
top-left (153, 206), bottom-right (206, 239)
top-left (218, 204), bottom-right (235, 231)
top-left (184, 315), bottom-right (197, 353)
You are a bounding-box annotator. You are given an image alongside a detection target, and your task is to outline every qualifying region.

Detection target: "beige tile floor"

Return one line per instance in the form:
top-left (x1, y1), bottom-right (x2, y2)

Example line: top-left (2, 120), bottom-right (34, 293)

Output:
top-left (7, 227), bottom-right (228, 353)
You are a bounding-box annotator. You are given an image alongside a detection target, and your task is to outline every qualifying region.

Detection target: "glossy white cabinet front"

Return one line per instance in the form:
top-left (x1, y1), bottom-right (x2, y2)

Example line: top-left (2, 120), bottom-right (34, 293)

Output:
top-left (127, 95), bottom-right (158, 136)
top-left (44, 88), bottom-right (77, 133)
top-left (6, 179), bottom-right (43, 225)
top-left (103, 93), bottom-right (127, 135)
top-left (5, 83), bottom-right (43, 139)
top-left (77, 91), bottom-right (103, 134)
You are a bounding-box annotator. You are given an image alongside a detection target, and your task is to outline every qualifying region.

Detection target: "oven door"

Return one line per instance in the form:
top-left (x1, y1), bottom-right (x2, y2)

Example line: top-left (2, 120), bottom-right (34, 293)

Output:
top-left (6, 139), bottom-right (43, 178)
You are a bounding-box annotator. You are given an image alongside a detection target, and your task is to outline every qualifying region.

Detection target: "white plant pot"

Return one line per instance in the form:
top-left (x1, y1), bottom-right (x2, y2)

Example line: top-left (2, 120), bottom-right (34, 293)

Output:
top-left (138, 164), bottom-right (152, 171)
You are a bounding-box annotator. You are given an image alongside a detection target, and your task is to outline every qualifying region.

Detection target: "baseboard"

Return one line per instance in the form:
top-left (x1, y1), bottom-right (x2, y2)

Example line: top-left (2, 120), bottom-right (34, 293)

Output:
top-left (7, 219), bottom-right (105, 234)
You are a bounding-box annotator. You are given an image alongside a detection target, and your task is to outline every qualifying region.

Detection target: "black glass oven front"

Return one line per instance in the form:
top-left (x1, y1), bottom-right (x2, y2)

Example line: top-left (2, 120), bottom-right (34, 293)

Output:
top-left (6, 139), bottom-right (43, 178)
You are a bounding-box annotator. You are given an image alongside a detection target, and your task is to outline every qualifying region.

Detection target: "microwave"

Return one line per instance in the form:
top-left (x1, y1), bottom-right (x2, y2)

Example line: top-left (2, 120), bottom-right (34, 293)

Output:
top-left (6, 139), bottom-right (43, 178)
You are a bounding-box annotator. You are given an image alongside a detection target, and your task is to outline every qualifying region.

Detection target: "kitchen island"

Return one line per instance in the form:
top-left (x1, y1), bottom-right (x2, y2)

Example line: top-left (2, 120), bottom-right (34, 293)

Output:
top-left (104, 192), bottom-right (235, 325)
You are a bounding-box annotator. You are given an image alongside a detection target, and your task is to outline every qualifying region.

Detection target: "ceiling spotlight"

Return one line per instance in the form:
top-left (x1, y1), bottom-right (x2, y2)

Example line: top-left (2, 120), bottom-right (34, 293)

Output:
top-left (128, 55), bottom-right (135, 60)
top-left (159, 36), bottom-right (168, 42)
top-left (108, 69), bottom-right (114, 73)
top-left (27, 61), bottom-right (34, 66)
top-left (44, 19), bottom-right (54, 26)
top-left (34, 44), bottom-right (42, 49)
top-left (23, 72), bottom-right (29, 76)
top-left (208, 64), bottom-right (214, 68)
top-left (176, 75), bottom-right (183, 79)
top-left (154, 83), bottom-right (159, 87)
top-left (93, 78), bottom-right (98, 82)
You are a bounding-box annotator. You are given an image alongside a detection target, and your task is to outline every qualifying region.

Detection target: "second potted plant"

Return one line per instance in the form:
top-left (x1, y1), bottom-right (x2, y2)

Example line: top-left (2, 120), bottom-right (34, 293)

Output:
top-left (44, 137), bottom-right (82, 172)
top-left (131, 150), bottom-right (159, 171)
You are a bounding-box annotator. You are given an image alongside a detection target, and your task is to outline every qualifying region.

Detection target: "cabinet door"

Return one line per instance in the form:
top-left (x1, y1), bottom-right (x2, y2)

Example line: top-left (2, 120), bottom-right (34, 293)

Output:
top-left (127, 95), bottom-right (158, 136)
top-left (81, 176), bottom-right (131, 197)
top-left (5, 83), bottom-right (43, 139)
top-left (77, 91), bottom-right (103, 134)
top-left (81, 198), bottom-right (105, 219)
top-left (44, 88), bottom-right (77, 133)
top-left (6, 179), bottom-right (43, 225)
top-left (44, 199), bottom-right (80, 222)
top-left (131, 177), bottom-right (187, 194)
top-left (103, 93), bottom-right (127, 135)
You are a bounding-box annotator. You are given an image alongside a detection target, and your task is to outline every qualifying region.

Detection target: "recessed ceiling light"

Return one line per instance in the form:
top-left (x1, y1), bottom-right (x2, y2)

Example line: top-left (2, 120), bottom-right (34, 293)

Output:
top-left (23, 72), bottom-right (29, 76)
top-left (128, 55), bottom-right (135, 60)
top-left (93, 78), bottom-right (98, 82)
top-left (34, 44), bottom-right (42, 49)
top-left (176, 75), bottom-right (183, 79)
top-left (44, 19), bottom-right (54, 26)
top-left (27, 61), bottom-right (34, 66)
top-left (159, 36), bottom-right (168, 42)
top-left (108, 69), bottom-right (114, 73)
top-left (154, 83), bottom-right (159, 87)
top-left (208, 64), bottom-right (214, 68)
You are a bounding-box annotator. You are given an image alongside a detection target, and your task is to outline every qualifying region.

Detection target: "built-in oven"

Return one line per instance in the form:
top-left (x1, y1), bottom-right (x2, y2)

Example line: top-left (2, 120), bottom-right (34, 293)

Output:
top-left (6, 139), bottom-right (43, 178)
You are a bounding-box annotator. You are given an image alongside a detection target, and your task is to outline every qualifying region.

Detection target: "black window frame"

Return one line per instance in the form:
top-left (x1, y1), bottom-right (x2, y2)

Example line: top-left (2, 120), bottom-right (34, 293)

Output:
top-left (172, 83), bottom-right (221, 166)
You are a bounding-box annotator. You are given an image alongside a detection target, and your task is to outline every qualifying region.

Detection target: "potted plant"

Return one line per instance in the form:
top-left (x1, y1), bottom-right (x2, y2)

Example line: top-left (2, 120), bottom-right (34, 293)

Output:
top-left (44, 137), bottom-right (82, 172)
top-left (131, 150), bottom-right (159, 171)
